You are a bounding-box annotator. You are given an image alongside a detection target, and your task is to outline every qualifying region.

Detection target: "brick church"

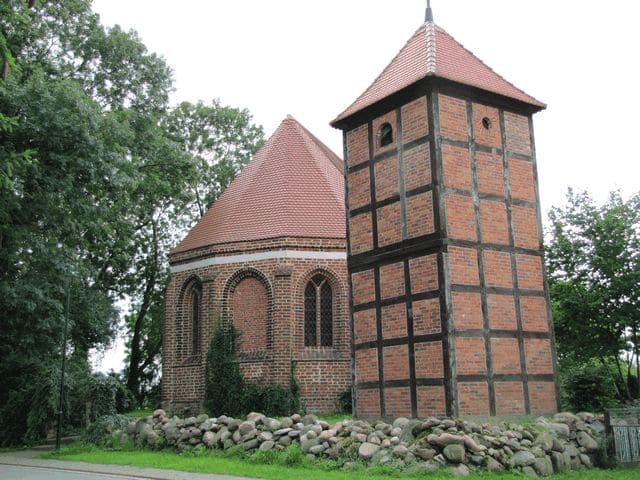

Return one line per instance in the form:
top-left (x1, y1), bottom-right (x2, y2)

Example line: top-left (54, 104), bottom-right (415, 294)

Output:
top-left (163, 6), bottom-right (559, 418)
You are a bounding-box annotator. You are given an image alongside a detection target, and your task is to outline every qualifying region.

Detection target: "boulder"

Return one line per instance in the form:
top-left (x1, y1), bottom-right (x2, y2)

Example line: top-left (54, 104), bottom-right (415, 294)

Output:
top-left (550, 451), bottom-right (566, 472)
top-left (393, 417), bottom-right (410, 429)
top-left (301, 437), bottom-right (320, 453)
top-left (302, 414), bottom-right (318, 425)
top-left (443, 444), bottom-right (466, 463)
top-left (548, 423), bottom-right (570, 439)
top-left (243, 439), bottom-right (260, 450)
top-left (415, 447), bottom-right (436, 461)
top-left (393, 445), bottom-right (408, 457)
top-left (358, 442), bottom-right (380, 460)
top-left (259, 440), bottom-right (275, 452)
top-left (576, 431), bottom-right (598, 453)
top-left (451, 464), bottom-right (470, 477)
top-left (203, 431), bottom-right (216, 447)
top-left (486, 458), bottom-right (503, 472)
top-left (533, 457), bottom-right (554, 476)
top-left (238, 421), bottom-right (255, 436)
top-left (427, 432), bottom-right (465, 448)
top-left (535, 432), bottom-right (554, 452)
top-left (511, 450), bottom-right (536, 467)
top-left (310, 444), bottom-right (327, 455)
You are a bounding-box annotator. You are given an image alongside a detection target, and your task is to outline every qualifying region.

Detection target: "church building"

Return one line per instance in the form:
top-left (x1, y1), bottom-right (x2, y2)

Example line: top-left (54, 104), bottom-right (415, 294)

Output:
top-left (162, 116), bottom-right (351, 414)
top-left (163, 4), bottom-right (558, 417)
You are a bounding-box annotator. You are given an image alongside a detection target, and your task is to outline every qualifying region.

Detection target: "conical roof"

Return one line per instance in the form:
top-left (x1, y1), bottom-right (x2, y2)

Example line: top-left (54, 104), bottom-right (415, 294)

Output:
top-left (172, 116), bottom-right (345, 254)
top-left (332, 22), bottom-right (544, 125)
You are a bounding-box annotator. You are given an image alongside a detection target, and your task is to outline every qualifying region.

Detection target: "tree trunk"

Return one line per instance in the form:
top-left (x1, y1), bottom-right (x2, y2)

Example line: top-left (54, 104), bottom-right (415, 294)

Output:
top-left (126, 221), bottom-right (159, 406)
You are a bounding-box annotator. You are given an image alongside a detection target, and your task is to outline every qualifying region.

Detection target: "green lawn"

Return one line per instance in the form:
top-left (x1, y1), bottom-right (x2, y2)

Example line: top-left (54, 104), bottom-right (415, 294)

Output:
top-left (124, 409), bottom-right (154, 418)
top-left (43, 444), bottom-right (639, 480)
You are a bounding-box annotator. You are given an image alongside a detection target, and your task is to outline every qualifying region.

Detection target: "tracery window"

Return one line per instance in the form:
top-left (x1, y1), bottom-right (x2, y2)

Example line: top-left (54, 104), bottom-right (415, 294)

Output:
top-left (304, 274), bottom-right (333, 347)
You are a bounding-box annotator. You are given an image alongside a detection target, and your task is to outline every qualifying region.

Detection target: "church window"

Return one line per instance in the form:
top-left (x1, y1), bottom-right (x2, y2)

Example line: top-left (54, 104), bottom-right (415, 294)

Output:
top-left (379, 122), bottom-right (393, 147)
top-left (191, 289), bottom-right (200, 354)
top-left (304, 274), bottom-right (333, 347)
top-left (482, 116), bottom-right (492, 130)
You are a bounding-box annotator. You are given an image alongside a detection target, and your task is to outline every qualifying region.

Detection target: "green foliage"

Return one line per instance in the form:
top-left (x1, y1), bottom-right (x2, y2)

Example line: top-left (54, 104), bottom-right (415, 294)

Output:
top-left (204, 322), bottom-right (245, 417)
top-left (0, 0), bottom-right (264, 444)
top-left (84, 414), bottom-right (131, 446)
top-left (560, 361), bottom-right (619, 412)
top-left (338, 389), bottom-right (353, 413)
top-left (547, 189), bottom-right (640, 402)
top-left (204, 322), bottom-right (301, 417)
top-left (46, 444), bottom-right (640, 480)
top-left (163, 100), bottom-right (264, 219)
top-left (288, 360), bottom-right (301, 414)
top-left (83, 374), bottom-right (135, 421)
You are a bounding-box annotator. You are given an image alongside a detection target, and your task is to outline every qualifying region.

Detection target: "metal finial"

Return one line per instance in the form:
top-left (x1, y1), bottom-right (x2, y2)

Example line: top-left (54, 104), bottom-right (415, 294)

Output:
top-left (425, 0), bottom-right (434, 22)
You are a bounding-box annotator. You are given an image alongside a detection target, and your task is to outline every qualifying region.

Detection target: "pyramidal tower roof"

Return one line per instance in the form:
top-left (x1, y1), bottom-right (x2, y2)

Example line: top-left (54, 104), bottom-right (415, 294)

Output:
top-left (172, 116), bottom-right (345, 254)
top-left (332, 20), bottom-right (545, 125)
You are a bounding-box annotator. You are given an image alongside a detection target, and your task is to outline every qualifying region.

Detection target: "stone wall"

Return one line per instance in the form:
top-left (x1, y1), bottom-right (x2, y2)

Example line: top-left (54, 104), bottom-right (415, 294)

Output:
top-left (119, 410), bottom-right (605, 477)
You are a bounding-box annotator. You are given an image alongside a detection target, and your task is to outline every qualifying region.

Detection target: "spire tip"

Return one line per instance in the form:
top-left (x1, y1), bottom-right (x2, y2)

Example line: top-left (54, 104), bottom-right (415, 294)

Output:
top-left (425, 0), bottom-right (434, 22)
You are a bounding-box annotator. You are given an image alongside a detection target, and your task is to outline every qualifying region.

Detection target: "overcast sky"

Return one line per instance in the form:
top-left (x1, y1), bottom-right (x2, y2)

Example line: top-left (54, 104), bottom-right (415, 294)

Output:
top-left (89, 0), bottom-right (640, 372)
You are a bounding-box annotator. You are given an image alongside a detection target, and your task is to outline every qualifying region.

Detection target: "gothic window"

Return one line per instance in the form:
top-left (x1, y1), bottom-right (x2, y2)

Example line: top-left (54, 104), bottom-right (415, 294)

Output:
top-left (379, 122), bottom-right (393, 147)
top-left (304, 274), bottom-right (333, 347)
top-left (191, 289), bottom-right (200, 354)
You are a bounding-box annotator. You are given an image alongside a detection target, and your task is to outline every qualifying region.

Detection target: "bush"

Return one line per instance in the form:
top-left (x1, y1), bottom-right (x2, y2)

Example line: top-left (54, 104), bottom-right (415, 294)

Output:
top-left (203, 322), bottom-right (245, 417)
top-left (338, 389), bottom-right (352, 413)
top-left (562, 362), bottom-right (619, 412)
top-left (204, 321), bottom-right (301, 417)
top-left (84, 414), bottom-right (131, 445)
top-left (83, 374), bottom-right (134, 422)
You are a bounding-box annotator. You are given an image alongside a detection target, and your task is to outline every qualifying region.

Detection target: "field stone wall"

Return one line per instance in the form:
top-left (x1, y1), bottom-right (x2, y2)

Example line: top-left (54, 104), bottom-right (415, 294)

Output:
top-left (117, 410), bottom-right (605, 477)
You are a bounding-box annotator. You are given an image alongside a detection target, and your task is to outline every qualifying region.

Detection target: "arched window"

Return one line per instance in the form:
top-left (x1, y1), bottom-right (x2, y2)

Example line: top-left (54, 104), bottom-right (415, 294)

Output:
top-left (191, 289), bottom-right (200, 354)
top-left (304, 274), bottom-right (333, 347)
top-left (379, 122), bottom-right (393, 147)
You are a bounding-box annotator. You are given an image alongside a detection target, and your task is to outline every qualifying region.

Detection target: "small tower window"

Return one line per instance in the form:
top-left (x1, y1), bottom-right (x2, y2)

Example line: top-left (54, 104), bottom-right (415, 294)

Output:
top-left (379, 122), bottom-right (393, 147)
top-left (482, 117), bottom-right (492, 130)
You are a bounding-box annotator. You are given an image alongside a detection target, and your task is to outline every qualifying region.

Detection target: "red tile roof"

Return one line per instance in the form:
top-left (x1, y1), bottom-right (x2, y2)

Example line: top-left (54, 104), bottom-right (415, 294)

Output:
top-left (333, 22), bottom-right (545, 124)
top-left (172, 116), bottom-right (345, 254)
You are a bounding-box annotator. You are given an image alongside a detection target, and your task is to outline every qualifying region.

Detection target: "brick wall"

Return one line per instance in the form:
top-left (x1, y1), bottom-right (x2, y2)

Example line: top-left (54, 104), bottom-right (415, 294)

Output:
top-left (162, 237), bottom-right (350, 415)
top-left (342, 88), bottom-right (557, 418)
top-left (438, 93), bottom-right (557, 416)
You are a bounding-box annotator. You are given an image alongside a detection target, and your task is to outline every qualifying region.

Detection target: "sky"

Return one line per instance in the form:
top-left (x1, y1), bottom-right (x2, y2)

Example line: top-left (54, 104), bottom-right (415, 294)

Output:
top-left (89, 0), bottom-right (640, 372)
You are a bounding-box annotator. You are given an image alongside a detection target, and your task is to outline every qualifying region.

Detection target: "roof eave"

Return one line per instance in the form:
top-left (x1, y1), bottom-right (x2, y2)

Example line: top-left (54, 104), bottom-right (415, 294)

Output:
top-left (330, 76), bottom-right (545, 132)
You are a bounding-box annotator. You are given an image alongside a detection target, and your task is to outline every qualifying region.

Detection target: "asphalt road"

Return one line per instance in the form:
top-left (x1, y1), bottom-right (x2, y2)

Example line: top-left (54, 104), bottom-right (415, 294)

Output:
top-left (0, 450), bottom-right (257, 480)
top-left (0, 464), bottom-right (146, 480)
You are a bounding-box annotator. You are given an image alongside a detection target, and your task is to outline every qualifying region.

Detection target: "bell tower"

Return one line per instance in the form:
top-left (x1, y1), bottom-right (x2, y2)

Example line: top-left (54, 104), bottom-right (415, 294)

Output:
top-left (331, 5), bottom-right (559, 418)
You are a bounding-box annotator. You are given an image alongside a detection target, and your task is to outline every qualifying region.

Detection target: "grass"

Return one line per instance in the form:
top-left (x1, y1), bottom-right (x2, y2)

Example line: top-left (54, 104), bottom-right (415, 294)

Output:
top-left (319, 413), bottom-right (352, 425)
top-left (124, 409), bottom-right (154, 418)
top-left (42, 443), bottom-right (639, 480)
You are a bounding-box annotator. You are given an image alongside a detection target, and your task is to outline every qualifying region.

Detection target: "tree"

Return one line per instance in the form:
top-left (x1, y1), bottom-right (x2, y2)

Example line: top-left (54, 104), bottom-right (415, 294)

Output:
top-left (547, 189), bottom-right (640, 402)
top-left (0, 0), bottom-right (176, 443)
top-left (164, 100), bottom-right (264, 218)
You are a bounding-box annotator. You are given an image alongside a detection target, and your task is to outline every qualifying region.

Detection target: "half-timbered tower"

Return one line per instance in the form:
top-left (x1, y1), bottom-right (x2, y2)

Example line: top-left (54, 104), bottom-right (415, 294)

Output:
top-left (330, 6), bottom-right (559, 418)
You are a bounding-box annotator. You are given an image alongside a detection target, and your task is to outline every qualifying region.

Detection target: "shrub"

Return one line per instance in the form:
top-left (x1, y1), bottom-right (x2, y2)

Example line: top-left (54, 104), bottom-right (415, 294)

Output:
top-left (562, 362), bottom-right (619, 412)
top-left (203, 322), bottom-right (245, 417)
top-left (338, 389), bottom-right (352, 413)
top-left (83, 374), bottom-right (134, 422)
top-left (84, 414), bottom-right (131, 445)
top-left (204, 321), bottom-right (301, 417)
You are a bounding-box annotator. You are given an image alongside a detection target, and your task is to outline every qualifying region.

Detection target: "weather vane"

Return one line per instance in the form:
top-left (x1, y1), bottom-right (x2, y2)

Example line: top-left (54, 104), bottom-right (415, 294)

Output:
top-left (425, 0), bottom-right (434, 22)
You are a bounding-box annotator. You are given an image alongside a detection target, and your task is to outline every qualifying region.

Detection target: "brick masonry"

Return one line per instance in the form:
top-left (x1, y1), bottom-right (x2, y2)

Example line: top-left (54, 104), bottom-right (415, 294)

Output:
top-left (340, 87), bottom-right (558, 418)
top-left (163, 237), bottom-right (351, 415)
